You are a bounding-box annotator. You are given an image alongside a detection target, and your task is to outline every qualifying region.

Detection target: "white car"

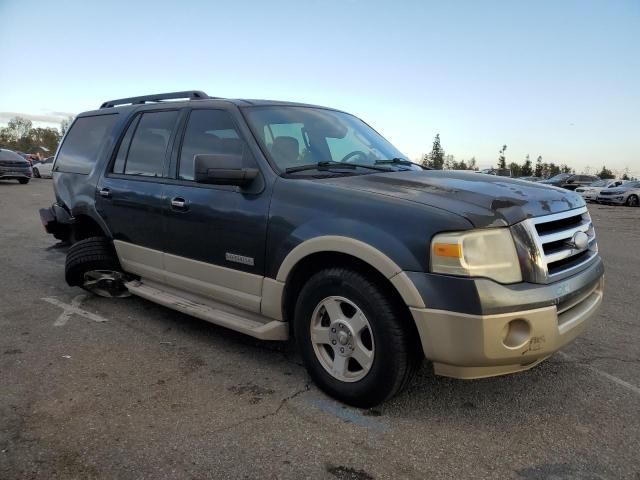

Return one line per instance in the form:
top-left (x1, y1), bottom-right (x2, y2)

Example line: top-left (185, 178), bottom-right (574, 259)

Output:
top-left (32, 156), bottom-right (54, 178)
top-left (575, 179), bottom-right (626, 201)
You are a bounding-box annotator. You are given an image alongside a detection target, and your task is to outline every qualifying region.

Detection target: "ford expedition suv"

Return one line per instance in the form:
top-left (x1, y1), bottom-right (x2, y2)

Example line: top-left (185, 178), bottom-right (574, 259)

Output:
top-left (40, 91), bottom-right (604, 406)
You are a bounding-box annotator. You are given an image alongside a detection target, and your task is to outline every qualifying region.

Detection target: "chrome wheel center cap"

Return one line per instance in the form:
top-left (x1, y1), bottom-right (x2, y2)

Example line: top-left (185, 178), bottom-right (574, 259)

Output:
top-left (338, 331), bottom-right (349, 345)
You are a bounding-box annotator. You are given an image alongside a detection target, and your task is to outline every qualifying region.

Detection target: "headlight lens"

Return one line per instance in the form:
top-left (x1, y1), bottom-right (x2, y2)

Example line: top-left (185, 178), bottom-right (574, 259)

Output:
top-left (430, 228), bottom-right (522, 283)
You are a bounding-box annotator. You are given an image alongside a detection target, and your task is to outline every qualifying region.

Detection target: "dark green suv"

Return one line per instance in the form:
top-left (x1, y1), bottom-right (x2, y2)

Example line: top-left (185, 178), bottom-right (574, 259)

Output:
top-left (40, 91), bottom-right (604, 406)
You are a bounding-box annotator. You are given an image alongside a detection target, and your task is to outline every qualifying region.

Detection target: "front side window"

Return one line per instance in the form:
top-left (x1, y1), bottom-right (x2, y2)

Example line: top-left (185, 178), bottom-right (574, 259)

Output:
top-left (117, 110), bottom-right (178, 177)
top-left (56, 114), bottom-right (118, 174)
top-left (244, 106), bottom-right (409, 174)
top-left (178, 109), bottom-right (248, 180)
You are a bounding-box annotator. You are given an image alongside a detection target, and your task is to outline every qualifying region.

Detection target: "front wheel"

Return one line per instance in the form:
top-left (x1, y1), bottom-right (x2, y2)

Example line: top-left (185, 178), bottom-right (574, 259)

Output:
top-left (33, 168), bottom-right (40, 178)
top-left (626, 195), bottom-right (639, 207)
top-left (294, 268), bottom-right (421, 407)
top-left (18, 178), bottom-right (29, 184)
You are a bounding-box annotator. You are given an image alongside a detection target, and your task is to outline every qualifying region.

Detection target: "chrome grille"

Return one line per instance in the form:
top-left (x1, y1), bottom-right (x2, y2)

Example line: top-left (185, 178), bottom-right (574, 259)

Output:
top-left (512, 206), bottom-right (598, 284)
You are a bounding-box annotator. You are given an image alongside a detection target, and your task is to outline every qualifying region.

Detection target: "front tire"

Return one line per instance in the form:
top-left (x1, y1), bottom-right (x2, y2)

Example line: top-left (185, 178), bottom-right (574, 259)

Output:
top-left (294, 268), bottom-right (421, 407)
top-left (33, 168), bottom-right (40, 178)
top-left (65, 237), bottom-right (129, 297)
top-left (18, 178), bottom-right (29, 184)
top-left (627, 195), bottom-right (639, 207)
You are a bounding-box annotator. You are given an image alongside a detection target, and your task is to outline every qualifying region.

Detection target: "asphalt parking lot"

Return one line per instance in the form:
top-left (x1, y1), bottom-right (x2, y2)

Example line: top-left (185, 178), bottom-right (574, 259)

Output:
top-left (1, 178), bottom-right (639, 480)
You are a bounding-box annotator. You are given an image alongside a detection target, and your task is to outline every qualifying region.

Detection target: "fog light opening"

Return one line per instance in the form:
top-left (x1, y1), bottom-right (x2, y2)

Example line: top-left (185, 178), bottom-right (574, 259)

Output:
top-left (502, 319), bottom-right (531, 349)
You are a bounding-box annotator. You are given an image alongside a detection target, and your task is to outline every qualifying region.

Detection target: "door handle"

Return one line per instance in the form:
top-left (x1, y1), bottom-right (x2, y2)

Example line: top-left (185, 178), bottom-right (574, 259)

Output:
top-left (98, 188), bottom-right (112, 198)
top-left (170, 197), bottom-right (188, 211)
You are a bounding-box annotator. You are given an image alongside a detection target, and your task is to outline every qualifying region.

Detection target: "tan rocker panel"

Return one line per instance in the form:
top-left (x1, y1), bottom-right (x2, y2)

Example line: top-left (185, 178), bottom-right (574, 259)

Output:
top-left (113, 241), bottom-right (263, 312)
top-left (113, 237), bottom-right (426, 321)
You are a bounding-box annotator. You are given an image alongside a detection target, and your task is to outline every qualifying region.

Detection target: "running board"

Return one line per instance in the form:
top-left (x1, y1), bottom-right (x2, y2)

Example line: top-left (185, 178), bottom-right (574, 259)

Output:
top-left (125, 280), bottom-right (288, 341)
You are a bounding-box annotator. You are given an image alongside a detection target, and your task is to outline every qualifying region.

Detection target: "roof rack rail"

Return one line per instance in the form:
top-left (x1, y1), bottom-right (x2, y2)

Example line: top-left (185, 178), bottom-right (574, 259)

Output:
top-left (100, 90), bottom-right (210, 109)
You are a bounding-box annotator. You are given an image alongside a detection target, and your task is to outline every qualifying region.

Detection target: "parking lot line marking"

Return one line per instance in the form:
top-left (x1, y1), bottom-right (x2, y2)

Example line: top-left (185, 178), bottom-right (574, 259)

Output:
top-left (305, 396), bottom-right (387, 432)
top-left (42, 295), bottom-right (109, 326)
top-left (558, 351), bottom-right (640, 396)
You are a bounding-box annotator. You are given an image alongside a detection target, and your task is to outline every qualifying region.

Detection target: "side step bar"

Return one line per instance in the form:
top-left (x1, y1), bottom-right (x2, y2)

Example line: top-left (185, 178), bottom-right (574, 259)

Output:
top-left (125, 280), bottom-right (288, 341)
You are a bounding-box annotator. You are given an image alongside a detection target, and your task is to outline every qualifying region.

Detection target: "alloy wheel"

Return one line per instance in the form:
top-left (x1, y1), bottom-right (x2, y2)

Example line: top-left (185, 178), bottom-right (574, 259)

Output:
top-left (310, 296), bottom-right (375, 382)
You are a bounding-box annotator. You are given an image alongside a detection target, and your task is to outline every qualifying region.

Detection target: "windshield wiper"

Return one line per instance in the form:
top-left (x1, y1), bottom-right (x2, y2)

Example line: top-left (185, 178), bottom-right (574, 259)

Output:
top-left (375, 158), bottom-right (429, 169)
top-left (285, 161), bottom-right (392, 174)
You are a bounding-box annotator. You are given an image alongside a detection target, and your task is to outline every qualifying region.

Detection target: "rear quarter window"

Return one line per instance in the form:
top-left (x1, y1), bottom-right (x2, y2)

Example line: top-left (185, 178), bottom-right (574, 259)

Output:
top-left (0, 149), bottom-right (26, 162)
top-left (55, 114), bottom-right (118, 174)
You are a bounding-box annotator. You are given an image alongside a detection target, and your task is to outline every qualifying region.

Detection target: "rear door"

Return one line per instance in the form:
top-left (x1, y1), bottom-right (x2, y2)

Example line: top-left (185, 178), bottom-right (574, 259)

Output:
top-left (96, 109), bottom-right (181, 282)
top-left (161, 108), bottom-right (270, 312)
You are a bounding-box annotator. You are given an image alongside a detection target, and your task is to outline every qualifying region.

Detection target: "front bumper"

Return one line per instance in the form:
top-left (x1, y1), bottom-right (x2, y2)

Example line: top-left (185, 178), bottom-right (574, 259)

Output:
top-left (407, 258), bottom-right (604, 379)
top-left (579, 192), bottom-right (596, 200)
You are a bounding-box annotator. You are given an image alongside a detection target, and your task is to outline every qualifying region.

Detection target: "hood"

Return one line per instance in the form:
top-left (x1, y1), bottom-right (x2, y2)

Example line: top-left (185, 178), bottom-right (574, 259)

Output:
top-left (320, 170), bottom-right (585, 227)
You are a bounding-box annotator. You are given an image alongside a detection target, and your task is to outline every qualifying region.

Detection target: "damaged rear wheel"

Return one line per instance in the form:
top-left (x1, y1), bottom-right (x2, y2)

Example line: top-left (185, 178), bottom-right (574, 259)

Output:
top-left (65, 237), bottom-right (130, 297)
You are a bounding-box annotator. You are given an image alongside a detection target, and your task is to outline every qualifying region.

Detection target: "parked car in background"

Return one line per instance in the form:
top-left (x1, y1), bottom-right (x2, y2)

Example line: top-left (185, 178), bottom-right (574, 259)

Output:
top-left (596, 181), bottom-right (640, 206)
top-left (0, 148), bottom-right (32, 184)
top-left (575, 179), bottom-right (626, 202)
top-left (518, 176), bottom-right (542, 182)
top-left (33, 157), bottom-right (55, 178)
top-left (478, 168), bottom-right (512, 177)
top-left (540, 174), bottom-right (600, 190)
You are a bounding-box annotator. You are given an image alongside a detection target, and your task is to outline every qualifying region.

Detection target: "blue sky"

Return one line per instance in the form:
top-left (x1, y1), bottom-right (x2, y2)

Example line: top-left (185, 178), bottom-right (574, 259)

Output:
top-left (1, 0), bottom-right (638, 173)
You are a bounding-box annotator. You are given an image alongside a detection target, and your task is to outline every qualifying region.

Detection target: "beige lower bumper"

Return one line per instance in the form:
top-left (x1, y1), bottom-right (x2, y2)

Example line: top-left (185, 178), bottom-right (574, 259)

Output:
top-left (410, 278), bottom-right (604, 379)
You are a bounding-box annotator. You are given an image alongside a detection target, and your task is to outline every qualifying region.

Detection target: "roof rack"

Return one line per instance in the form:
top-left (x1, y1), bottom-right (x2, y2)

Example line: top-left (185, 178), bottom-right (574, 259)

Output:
top-left (100, 90), bottom-right (210, 109)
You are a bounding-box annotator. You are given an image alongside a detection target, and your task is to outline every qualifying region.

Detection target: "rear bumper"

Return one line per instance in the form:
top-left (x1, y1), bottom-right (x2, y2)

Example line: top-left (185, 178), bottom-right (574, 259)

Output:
top-left (408, 261), bottom-right (604, 379)
top-left (0, 167), bottom-right (32, 179)
top-left (39, 204), bottom-right (73, 241)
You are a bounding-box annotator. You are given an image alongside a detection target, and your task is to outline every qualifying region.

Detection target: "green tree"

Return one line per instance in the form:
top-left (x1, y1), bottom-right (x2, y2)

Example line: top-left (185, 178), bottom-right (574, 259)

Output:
top-left (598, 166), bottom-right (615, 179)
top-left (521, 154), bottom-right (533, 176)
top-left (468, 156), bottom-right (478, 171)
top-left (560, 164), bottom-right (573, 174)
top-left (59, 116), bottom-right (74, 137)
top-left (425, 133), bottom-right (445, 169)
top-left (497, 144), bottom-right (507, 169)
top-left (534, 155), bottom-right (543, 177)
top-left (508, 162), bottom-right (521, 177)
top-left (0, 115), bottom-right (61, 154)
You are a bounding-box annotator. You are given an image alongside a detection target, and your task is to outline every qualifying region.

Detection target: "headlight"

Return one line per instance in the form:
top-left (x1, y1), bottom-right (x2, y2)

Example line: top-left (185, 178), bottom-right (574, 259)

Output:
top-left (430, 228), bottom-right (522, 283)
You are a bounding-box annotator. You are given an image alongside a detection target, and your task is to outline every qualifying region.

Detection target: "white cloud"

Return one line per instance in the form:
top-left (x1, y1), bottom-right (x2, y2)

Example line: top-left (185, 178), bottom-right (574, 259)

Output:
top-left (0, 112), bottom-right (75, 124)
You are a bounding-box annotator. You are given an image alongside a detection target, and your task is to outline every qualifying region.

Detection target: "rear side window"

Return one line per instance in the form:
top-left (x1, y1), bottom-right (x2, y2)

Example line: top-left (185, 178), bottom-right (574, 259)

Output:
top-left (56, 114), bottom-right (118, 174)
top-left (114, 111), bottom-right (178, 177)
top-left (0, 149), bottom-right (26, 162)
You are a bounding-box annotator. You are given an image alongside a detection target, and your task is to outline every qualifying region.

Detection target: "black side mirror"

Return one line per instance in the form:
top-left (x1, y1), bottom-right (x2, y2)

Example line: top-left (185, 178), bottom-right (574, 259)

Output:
top-left (194, 153), bottom-right (258, 186)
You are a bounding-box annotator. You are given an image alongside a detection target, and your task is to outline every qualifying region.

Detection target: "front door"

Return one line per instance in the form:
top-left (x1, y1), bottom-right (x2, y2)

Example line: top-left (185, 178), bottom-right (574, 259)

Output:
top-left (162, 109), bottom-right (270, 312)
top-left (96, 109), bottom-right (180, 282)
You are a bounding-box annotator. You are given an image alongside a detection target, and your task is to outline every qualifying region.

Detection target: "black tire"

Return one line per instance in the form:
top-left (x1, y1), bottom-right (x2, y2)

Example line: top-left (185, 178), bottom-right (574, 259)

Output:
top-left (294, 267), bottom-right (421, 407)
top-left (18, 178), bottom-right (29, 184)
top-left (65, 237), bottom-right (121, 288)
top-left (33, 168), bottom-right (40, 178)
top-left (626, 195), bottom-right (639, 207)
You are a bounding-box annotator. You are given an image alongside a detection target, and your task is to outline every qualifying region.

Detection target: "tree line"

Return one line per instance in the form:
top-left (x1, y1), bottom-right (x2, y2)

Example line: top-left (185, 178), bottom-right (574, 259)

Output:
top-left (0, 116), bottom-right (72, 157)
top-left (421, 133), bottom-right (632, 180)
top-left (0, 116), bottom-right (634, 180)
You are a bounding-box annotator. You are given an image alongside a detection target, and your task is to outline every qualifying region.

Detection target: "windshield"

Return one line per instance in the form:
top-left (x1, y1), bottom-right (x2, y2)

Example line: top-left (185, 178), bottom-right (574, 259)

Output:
top-left (244, 106), bottom-right (416, 174)
top-left (590, 180), bottom-right (609, 187)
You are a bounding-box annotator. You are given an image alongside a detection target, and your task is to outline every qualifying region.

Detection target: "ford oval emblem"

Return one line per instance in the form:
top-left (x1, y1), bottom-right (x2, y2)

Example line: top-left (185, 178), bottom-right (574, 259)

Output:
top-left (566, 231), bottom-right (589, 250)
